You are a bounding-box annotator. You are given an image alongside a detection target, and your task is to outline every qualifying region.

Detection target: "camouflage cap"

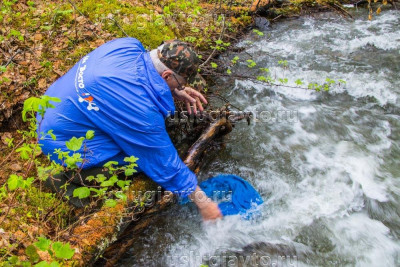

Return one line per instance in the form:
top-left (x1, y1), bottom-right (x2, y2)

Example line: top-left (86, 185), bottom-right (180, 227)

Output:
top-left (159, 40), bottom-right (206, 91)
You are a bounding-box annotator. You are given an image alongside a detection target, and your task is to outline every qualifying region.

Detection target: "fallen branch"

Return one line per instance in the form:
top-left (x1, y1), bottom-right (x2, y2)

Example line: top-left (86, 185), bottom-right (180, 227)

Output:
top-left (184, 116), bottom-right (232, 171)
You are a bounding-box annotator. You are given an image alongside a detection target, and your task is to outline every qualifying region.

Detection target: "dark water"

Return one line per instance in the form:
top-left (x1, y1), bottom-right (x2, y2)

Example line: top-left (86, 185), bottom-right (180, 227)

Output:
top-left (118, 9), bottom-right (400, 267)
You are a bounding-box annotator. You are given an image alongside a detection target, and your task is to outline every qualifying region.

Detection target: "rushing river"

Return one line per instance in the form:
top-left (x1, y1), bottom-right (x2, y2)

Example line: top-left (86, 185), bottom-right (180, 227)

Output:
top-left (117, 9), bottom-right (400, 267)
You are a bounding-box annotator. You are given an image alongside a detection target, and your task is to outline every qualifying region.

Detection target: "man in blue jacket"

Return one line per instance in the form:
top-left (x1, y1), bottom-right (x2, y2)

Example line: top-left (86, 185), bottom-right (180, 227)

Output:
top-left (40, 38), bottom-right (222, 220)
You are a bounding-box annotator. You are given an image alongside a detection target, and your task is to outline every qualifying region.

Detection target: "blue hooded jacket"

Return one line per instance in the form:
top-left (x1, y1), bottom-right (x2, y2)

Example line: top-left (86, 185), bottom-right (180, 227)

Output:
top-left (39, 38), bottom-right (197, 196)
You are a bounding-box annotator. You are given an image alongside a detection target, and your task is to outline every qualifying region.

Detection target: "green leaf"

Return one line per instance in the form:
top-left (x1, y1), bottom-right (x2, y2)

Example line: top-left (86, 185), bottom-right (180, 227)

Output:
top-left (42, 95), bottom-right (61, 104)
top-left (35, 237), bottom-right (51, 251)
top-left (246, 60), bottom-right (256, 68)
top-left (115, 191), bottom-right (127, 201)
top-left (7, 175), bottom-right (20, 191)
top-left (89, 187), bottom-right (100, 193)
top-left (104, 199), bottom-right (117, 208)
top-left (278, 78), bottom-right (288, 84)
top-left (52, 242), bottom-right (75, 260)
top-left (65, 136), bottom-right (84, 151)
top-left (85, 130), bottom-right (95, 140)
top-left (295, 79), bottom-right (303, 86)
top-left (22, 97), bottom-right (41, 122)
top-left (326, 78), bottom-right (335, 84)
top-left (124, 168), bottom-right (136, 176)
top-left (64, 152), bottom-right (83, 169)
top-left (211, 62), bottom-right (218, 68)
top-left (123, 156), bottom-right (139, 163)
top-left (100, 180), bottom-right (115, 187)
top-left (64, 157), bottom-right (76, 168)
top-left (117, 180), bottom-right (126, 189)
top-left (103, 161), bottom-right (119, 168)
top-left (73, 187), bottom-right (90, 199)
top-left (253, 29), bottom-right (264, 36)
top-left (95, 174), bottom-right (106, 182)
top-left (5, 137), bottom-right (14, 147)
top-left (85, 175), bottom-right (95, 182)
top-left (110, 175), bottom-right (119, 183)
top-left (23, 177), bottom-right (34, 189)
top-left (226, 69), bottom-right (231, 74)
top-left (16, 144), bottom-right (33, 159)
top-left (34, 261), bottom-right (59, 267)
top-left (47, 130), bottom-right (56, 141)
top-left (8, 256), bottom-right (19, 264)
top-left (34, 261), bottom-right (51, 267)
top-left (231, 56), bottom-right (239, 64)
top-left (26, 245), bottom-right (40, 263)
top-left (257, 76), bottom-right (269, 82)
top-left (278, 60), bottom-right (288, 67)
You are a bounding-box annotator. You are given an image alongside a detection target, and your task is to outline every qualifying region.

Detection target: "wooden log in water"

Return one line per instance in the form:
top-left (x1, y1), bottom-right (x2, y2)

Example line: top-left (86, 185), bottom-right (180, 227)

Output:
top-left (184, 116), bottom-right (232, 170)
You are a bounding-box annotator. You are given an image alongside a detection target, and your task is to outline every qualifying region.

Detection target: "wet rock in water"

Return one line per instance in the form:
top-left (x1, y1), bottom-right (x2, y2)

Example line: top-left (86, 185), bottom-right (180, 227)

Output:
top-left (254, 17), bottom-right (270, 31)
top-left (210, 242), bottom-right (311, 267)
top-left (364, 42), bottom-right (379, 52)
top-left (294, 219), bottom-right (336, 254)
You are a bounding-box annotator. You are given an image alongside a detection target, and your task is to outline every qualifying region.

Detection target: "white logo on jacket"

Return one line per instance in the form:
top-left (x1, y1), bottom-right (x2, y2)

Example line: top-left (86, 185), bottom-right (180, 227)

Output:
top-left (74, 55), bottom-right (99, 111)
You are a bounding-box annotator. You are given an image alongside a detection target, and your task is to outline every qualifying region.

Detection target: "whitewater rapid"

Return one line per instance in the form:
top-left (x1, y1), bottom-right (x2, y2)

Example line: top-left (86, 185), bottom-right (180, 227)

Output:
top-left (118, 9), bottom-right (400, 267)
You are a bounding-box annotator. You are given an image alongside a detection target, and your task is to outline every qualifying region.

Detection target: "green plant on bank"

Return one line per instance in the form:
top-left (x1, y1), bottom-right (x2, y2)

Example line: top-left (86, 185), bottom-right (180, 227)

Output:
top-left (25, 97), bottom-right (140, 209)
top-left (5, 237), bottom-right (74, 266)
top-left (1, 94), bottom-right (141, 264)
top-left (0, 96), bottom-right (74, 265)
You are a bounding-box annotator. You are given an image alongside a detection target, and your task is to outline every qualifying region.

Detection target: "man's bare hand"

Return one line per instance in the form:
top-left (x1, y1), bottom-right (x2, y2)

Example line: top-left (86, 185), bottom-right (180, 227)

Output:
top-left (198, 201), bottom-right (223, 221)
top-left (172, 87), bottom-right (208, 115)
top-left (190, 186), bottom-right (223, 221)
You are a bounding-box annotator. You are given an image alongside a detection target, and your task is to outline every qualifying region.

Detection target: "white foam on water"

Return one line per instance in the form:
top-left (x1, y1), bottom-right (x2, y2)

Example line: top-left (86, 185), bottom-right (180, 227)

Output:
top-left (237, 10), bottom-right (400, 106)
top-left (330, 70), bottom-right (398, 105)
top-left (331, 12), bottom-right (400, 52)
top-left (330, 212), bottom-right (400, 266)
top-left (306, 141), bottom-right (389, 202)
top-left (298, 106), bottom-right (317, 118)
top-left (366, 120), bottom-right (392, 153)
